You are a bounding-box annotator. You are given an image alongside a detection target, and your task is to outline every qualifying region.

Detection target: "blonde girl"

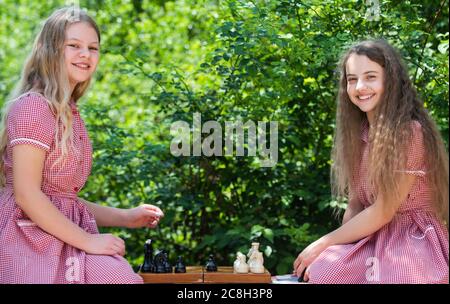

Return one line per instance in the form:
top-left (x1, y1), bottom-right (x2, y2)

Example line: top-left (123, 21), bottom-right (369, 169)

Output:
top-left (0, 7), bottom-right (163, 284)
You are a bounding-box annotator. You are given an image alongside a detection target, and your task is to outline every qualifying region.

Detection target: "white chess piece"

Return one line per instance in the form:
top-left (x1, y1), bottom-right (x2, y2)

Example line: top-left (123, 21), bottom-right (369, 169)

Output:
top-left (247, 242), bottom-right (260, 258)
top-left (248, 250), bottom-right (265, 274)
top-left (233, 252), bottom-right (249, 273)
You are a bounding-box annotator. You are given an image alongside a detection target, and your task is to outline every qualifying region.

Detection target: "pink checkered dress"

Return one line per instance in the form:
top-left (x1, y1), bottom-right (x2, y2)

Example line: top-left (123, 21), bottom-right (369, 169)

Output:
top-left (308, 120), bottom-right (449, 284)
top-left (0, 92), bottom-right (143, 284)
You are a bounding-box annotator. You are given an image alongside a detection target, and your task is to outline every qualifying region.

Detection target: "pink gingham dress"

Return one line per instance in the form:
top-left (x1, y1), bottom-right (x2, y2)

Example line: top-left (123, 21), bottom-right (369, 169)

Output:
top-left (0, 92), bottom-right (143, 284)
top-left (308, 119), bottom-right (449, 284)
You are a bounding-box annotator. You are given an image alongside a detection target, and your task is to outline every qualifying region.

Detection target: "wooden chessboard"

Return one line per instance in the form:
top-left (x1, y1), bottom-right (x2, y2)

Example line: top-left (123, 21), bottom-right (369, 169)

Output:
top-left (203, 266), bottom-right (272, 283)
top-left (139, 266), bottom-right (272, 284)
top-left (139, 266), bottom-right (203, 283)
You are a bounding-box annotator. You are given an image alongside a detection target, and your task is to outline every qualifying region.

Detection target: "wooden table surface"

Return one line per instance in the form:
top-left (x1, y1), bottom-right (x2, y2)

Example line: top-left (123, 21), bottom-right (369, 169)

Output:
top-left (139, 266), bottom-right (272, 284)
top-left (139, 266), bottom-right (203, 283)
top-left (203, 266), bottom-right (272, 283)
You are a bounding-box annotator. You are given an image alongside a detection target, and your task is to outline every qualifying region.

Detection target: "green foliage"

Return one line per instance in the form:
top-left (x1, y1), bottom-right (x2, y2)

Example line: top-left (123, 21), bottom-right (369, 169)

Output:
top-left (0, 0), bottom-right (448, 274)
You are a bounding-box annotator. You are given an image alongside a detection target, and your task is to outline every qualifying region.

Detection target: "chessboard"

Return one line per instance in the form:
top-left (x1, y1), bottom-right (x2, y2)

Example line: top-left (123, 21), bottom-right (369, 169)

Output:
top-left (203, 266), bottom-right (272, 283)
top-left (139, 266), bottom-right (272, 283)
top-left (139, 266), bottom-right (203, 283)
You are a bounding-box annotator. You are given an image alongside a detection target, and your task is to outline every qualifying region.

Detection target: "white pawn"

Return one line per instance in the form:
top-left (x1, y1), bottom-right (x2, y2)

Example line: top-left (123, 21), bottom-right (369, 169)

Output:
top-left (233, 252), bottom-right (249, 273)
top-left (247, 242), bottom-right (260, 258)
top-left (248, 250), bottom-right (265, 274)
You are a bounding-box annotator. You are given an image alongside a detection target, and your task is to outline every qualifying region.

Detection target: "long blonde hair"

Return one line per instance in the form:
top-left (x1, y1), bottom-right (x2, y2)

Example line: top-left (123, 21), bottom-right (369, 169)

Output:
top-left (331, 39), bottom-right (449, 227)
top-left (0, 7), bottom-right (100, 186)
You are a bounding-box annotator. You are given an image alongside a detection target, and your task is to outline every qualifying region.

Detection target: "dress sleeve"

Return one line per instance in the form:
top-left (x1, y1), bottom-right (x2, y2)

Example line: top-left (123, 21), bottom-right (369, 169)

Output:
top-left (7, 93), bottom-right (56, 152)
top-left (402, 121), bottom-right (426, 177)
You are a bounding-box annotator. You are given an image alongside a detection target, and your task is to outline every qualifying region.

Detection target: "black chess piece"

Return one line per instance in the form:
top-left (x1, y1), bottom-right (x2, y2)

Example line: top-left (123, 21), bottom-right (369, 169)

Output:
top-left (174, 256), bottom-right (186, 273)
top-left (163, 250), bottom-right (173, 273)
top-left (141, 239), bottom-right (154, 273)
top-left (154, 250), bottom-right (167, 273)
top-left (205, 254), bottom-right (218, 272)
top-left (297, 269), bottom-right (306, 282)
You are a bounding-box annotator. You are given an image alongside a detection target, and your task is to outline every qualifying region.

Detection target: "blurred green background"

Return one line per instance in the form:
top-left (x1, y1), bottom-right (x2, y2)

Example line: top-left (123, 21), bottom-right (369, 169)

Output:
top-left (0, 0), bottom-right (448, 274)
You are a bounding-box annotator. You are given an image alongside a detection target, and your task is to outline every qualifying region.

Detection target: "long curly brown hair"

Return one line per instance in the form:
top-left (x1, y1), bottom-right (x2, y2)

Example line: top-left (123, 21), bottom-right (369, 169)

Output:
top-left (331, 39), bottom-right (448, 227)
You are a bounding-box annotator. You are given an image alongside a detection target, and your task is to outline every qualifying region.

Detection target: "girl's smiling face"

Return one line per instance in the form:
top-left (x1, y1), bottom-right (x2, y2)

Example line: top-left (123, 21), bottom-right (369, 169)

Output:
top-left (64, 22), bottom-right (100, 90)
top-left (345, 54), bottom-right (384, 124)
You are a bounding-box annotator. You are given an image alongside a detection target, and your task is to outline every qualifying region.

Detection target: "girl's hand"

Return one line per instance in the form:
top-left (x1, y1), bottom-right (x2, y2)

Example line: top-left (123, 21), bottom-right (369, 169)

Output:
top-left (83, 233), bottom-right (126, 256)
top-left (293, 237), bottom-right (330, 281)
top-left (124, 204), bottom-right (164, 229)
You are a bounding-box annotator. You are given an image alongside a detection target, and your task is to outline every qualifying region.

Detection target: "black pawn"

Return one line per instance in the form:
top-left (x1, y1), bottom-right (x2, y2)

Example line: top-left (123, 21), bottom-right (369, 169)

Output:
top-left (141, 239), bottom-right (154, 273)
top-left (174, 256), bottom-right (186, 273)
top-left (154, 251), bottom-right (166, 273)
top-left (163, 251), bottom-right (173, 273)
top-left (205, 254), bottom-right (218, 272)
top-left (297, 269), bottom-right (306, 282)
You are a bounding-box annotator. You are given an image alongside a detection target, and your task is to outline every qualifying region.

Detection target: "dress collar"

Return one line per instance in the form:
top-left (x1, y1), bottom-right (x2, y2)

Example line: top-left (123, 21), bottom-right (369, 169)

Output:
top-left (361, 119), bottom-right (369, 143)
top-left (69, 99), bottom-right (78, 114)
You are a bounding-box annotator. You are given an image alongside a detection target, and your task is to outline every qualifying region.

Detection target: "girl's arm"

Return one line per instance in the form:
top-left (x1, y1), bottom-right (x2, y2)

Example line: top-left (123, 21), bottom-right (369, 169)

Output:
top-left (342, 197), bottom-right (364, 225)
top-left (80, 199), bottom-right (164, 229)
top-left (324, 173), bottom-right (416, 246)
top-left (341, 203), bottom-right (364, 225)
top-left (294, 173), bottom-right (417, 277)
top-left (13, 145), bottom-right (125, 256)
top-left (80, 199), bottom-right (128, 228)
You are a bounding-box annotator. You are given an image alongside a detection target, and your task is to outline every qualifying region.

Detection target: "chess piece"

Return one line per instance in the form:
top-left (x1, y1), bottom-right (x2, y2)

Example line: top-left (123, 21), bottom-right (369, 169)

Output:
top-left (233, 252), bottom-right (249, 274)
top-left (174, 256), bottom-right (187, 273)
top-left (163, 250), bottom-right (173, 273)
top-left (248, 250), bottom-right (265, 274)
top-left (205, 254), bottom-right (218, 272)
top-left (247, 242), bottom-right (260, 258)
top-left (298, 269), bottom-right (306, 282)
top-left (154, 250), bottom-right (167, 273)
top-left (141, 239), bottom-right (154, 273)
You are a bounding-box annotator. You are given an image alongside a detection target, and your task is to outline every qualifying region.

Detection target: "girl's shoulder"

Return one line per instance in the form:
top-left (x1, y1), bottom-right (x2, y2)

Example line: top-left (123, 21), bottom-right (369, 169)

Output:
top-left (410, 120), bottom-right (422, 132)
top-left (408, 120), bottom-right (424, 142)
top-left (9, 91), bottom-right (55, 119)
top-left (7, 92), bottom-right (57, 151)
top-left (405, 120), bottom-right (425, 169)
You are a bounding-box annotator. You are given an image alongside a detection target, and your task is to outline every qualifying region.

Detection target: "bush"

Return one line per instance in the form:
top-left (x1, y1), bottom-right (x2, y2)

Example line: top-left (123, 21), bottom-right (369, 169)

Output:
top-left (1, 0), bottom-right (447, 274)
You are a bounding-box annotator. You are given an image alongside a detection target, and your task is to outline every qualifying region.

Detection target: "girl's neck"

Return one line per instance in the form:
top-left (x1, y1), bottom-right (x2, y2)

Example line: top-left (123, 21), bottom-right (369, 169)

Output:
top-left (69, 81), bottom-right (77, 95)
top-left (29, 84), bottom-right (42, 94)
top-left (367, 112), bottom-right (374, 127)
